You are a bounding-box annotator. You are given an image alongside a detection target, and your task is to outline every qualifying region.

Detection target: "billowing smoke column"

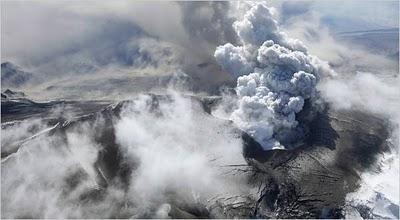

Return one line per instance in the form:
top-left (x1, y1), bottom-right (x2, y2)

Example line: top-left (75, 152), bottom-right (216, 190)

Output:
top-left (215, 2), bottom-right (333, 150)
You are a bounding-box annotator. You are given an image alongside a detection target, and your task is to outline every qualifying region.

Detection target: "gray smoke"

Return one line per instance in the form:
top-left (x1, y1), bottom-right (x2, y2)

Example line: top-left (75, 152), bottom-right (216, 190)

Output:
top-left (214, 2), bottom-right (333, 150)
top-left (1, 1), bottom-right (239, 98)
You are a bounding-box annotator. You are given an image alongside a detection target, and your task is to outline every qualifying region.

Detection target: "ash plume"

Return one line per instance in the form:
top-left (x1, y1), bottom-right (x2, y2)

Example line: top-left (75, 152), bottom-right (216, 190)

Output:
top-left (214, 2), bottom-right (333, 150)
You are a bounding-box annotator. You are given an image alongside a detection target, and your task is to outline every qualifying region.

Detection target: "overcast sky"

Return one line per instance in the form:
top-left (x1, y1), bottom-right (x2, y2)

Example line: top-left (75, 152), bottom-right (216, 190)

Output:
top-left (313, 0), bottom-right (399, 30)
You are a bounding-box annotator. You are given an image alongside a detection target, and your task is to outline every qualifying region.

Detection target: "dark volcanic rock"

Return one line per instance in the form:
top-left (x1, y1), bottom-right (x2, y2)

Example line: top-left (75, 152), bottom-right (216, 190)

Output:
top-left (2, 89), bottom-right (26, 99)
top-left (1, 94), bottom-right (390, 218)
top-left (1, 97), bottom-right (110, 123)
top-left (244, 108), bottom-right (389, 218)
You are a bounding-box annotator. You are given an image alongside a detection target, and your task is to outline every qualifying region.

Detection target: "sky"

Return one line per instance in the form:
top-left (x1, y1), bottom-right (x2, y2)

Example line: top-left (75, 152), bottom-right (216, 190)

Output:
top-left (313, 0), bottom-right (399, 29)
top-left (2, 0), bottom-right (399, 63)
top-left (0, 0), bottom-right (398, 99)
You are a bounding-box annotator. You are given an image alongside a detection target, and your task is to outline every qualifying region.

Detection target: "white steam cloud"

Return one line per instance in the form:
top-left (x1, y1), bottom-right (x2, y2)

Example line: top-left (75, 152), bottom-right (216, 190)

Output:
top-left (1, 92), bottom-right (255, 218)
top-left (214, 2), bottom-right (333, 150)
top-left (1, 121), bottom-right (109, 218)
top-left (115, 92), bottom-right (253, 216)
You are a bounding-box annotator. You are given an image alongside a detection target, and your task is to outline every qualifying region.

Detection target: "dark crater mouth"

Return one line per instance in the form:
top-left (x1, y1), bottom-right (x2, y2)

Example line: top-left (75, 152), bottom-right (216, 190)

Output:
top-left (240, 102), bottom-right (390, 218)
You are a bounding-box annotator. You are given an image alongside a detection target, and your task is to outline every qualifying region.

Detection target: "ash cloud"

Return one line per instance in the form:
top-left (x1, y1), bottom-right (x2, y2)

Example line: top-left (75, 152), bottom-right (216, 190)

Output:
top-left (1, 1), bottom-right (238, 98)
top-left (214, 2), bottom-right (333, 150)
top-left (179, 2), bottom-right (238, 57)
